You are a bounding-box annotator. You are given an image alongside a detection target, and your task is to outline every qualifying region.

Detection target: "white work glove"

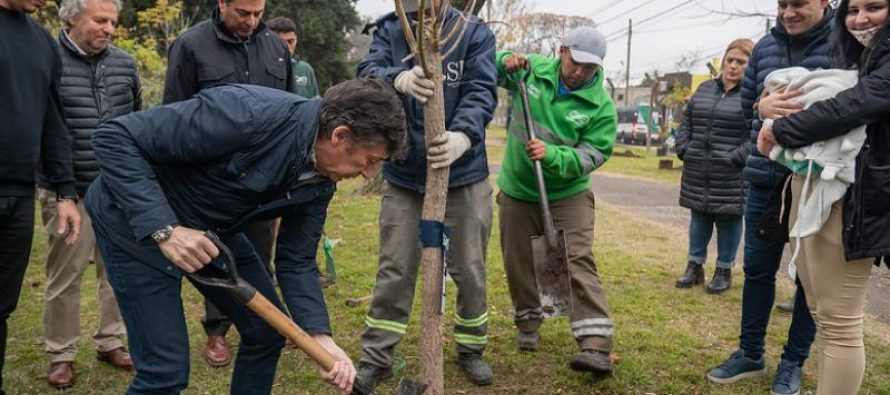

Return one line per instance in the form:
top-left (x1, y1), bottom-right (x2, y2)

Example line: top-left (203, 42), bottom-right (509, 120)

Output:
top-left (394, 65), bottom-right (435, 103)
top-left (427, 131), bottom-right (471, 169)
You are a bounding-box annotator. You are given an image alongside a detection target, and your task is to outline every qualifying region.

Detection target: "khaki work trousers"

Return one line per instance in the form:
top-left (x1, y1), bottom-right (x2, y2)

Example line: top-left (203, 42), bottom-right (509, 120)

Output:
top-left (789, 176), bottom-right (872, 395)
top-left (498, 190), bottom-right (613, 352)
top-left (39, 190), bottom-right (126, 363)
top-left (360, 180), bottom-right (492, 368)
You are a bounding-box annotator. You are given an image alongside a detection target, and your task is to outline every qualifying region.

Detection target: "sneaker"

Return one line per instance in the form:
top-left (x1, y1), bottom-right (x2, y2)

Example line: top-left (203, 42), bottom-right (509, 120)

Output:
top-left (775, 297), bottom-right (795, 315)
top-left (517, 330), bottom-right (539, 351)
top-left (354, 361), bottom-right (393, 392)
top-left (569, 349), bottom-right (613, 375)
top-left (771, 359), bottom-right (802, 395)
top-left (458, 352), bottom-right (493, 386)
top-left (707, 349), bottom-right (766, 384)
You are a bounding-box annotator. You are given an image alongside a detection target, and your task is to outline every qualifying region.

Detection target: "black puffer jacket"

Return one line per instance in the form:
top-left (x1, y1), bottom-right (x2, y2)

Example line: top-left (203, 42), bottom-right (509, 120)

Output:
top-left (772, 29), bottom-right (890, 260)
top-left (56, 31), bottom-right (141, 195)
top-left (676, 78), bottom-right (749, 215)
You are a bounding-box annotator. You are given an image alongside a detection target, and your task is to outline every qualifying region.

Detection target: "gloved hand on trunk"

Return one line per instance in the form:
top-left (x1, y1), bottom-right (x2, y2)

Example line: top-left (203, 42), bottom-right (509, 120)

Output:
top-left (427, 131), bottom-right (471, 169)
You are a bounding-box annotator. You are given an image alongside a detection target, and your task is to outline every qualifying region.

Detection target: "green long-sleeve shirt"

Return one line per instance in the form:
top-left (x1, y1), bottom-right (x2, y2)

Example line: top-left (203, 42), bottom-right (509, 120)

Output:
top-left (292, 57), bottom-right (319, 98)
top-left (495, 50), bottom-right (617, 202)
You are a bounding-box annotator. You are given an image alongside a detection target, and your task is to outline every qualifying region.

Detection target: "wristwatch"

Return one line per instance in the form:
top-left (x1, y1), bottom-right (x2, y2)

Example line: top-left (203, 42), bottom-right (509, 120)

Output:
top-left (56, 192), bottom-right (78, 203)
top-left (151, 225), bottom-right (176, 243)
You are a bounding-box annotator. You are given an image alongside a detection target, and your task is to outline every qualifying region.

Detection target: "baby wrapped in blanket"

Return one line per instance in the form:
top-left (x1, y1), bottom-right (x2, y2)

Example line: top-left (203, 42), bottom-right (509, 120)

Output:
top-left (762, 67), bottom-right (867, 238)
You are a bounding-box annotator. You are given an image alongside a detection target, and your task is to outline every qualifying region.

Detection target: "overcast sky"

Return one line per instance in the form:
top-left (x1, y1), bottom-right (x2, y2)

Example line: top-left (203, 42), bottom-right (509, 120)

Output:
top-left (354, 0), bottom-right (792, 82)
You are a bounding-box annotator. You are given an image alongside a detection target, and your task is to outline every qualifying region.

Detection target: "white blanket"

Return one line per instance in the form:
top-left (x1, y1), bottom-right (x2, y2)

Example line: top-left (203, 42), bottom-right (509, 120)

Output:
top-left (763, 67), bottom-right (867, 238)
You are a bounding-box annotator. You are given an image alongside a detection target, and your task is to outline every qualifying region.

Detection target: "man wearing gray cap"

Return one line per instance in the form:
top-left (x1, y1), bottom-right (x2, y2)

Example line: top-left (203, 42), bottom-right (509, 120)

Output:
top-left (496, 25), bottom-right (618, 375)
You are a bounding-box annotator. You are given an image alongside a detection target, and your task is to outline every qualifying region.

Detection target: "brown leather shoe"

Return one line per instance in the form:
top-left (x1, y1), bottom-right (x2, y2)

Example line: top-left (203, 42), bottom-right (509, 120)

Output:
top-left (47, 361), bottom-right (75, 389)
top-left (97, 347), bottom-right (134, 370)
top-left (205, 335), bottom-right (231, 367)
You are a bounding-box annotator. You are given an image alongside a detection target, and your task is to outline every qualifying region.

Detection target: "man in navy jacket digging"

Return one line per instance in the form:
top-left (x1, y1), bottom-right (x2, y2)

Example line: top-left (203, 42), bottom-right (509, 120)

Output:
top-left (86, 78), bottom-right (407, 394)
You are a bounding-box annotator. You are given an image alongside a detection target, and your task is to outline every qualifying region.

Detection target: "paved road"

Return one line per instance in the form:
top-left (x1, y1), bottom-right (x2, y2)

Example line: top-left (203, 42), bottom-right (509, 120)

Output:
top-left (590, 172), bottom-right (890, 324)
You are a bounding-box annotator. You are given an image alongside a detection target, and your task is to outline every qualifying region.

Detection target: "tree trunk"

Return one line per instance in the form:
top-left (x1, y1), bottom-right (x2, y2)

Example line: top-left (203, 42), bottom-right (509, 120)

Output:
top-left (418, 49), bottom-right (448, 395)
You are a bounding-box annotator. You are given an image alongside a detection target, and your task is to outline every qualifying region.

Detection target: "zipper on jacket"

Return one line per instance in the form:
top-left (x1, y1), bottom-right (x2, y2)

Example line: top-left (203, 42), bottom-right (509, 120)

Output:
top-left (853, 143), bottom-right (869, 248)
top-left (703, 87), bottom-right (724, 202)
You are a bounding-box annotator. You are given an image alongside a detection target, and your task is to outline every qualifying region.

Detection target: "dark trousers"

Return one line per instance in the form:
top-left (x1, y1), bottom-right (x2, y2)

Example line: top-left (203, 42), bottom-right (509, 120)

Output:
top-left (203, 219), bottom-right (275, 336)
top-left (94, 227), bottom-right (285, 394)
top-left (0, 197), bottom-right (35, 395)
top-left (739, 183), bottom-right (816, 364)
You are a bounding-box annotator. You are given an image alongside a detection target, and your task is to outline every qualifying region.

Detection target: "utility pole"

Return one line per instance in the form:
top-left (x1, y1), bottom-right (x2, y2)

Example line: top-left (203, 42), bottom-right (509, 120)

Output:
top-left (625, 18), bottom-right (632, 107)
top-left (647, 71), bottom-right (657, 149)
top-left (766, 17), bottom-right (772, 34)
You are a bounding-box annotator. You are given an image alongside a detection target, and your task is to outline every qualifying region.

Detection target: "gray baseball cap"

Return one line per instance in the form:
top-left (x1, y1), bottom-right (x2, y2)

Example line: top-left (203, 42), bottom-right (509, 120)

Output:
top-left (400, 0), bottom-right (434, 12)
top-left (564, 26), bottom-right (607, 65)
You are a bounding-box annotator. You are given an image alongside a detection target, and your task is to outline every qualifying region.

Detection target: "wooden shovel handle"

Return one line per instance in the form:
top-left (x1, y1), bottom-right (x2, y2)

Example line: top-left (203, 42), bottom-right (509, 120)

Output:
top-left (245, 291), bottom-right (338, 371)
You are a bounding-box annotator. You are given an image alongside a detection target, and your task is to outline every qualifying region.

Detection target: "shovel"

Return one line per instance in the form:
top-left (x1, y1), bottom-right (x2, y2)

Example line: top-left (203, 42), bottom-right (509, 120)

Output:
top-left (515, 79), bottom-right (572, 318)
top-left (190, 233), bottom-right (427, 395)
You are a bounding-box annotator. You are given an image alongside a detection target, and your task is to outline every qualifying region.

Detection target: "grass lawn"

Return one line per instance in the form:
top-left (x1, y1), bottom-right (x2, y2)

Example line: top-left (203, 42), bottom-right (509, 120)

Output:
top-left (5, 135), bottom-right (890, 394)
top-left (598, 145), bottom-right (682, 185)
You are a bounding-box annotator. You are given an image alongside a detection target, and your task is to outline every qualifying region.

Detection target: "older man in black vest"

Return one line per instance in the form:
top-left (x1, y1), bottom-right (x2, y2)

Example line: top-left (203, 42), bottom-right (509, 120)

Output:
top-left (36, 0), bottom-right (142, 388)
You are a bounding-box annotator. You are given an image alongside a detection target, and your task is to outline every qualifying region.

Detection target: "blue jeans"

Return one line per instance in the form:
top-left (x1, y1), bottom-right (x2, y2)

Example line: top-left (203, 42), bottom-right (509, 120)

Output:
top-left (94, 228), bottom-right (286, 394)
top-left (738, 183), bottom-right (816, 364)
top-left (688, 210), bottom-right (743, 268)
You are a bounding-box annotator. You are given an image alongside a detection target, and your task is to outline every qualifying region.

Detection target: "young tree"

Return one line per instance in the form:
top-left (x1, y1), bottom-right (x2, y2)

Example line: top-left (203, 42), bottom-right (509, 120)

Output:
top-left (391, 1), bottom-right (478, 393)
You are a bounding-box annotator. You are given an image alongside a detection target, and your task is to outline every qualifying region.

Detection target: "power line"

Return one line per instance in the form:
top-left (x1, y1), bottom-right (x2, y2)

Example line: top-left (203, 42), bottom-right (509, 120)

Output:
top-left (587, 0), bottom-right (630, 22)
top-left (595, 0), bottom-right (661, 27)
top-left (604, 0), bottom-right (697, 41)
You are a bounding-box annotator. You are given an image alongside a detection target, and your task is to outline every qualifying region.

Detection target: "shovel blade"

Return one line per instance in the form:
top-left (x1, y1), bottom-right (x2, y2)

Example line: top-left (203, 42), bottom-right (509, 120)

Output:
top-left (394, 377), bottom-right (429, 395)
top-left (530, 229), bottom-right (571, 318)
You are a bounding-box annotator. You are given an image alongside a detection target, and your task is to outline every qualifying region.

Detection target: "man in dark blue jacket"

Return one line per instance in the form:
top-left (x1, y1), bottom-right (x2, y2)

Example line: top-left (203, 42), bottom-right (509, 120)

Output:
top-left (355, 0), bottom-right (497, 390)
top-left (706, 1), bottom-right (831, 394)
top-left (86, 79), bottom-right (407, 394)
top-left (163, 0), bottom-right (294, 365)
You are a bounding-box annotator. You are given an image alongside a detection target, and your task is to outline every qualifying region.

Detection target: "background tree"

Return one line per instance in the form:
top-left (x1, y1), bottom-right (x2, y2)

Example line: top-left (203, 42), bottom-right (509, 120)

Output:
top-left (266, 0), bottom-right (361, 90)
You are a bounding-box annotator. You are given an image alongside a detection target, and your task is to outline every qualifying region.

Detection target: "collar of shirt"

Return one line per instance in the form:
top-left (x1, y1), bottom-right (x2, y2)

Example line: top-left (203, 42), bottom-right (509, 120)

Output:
top-left (63, 29), bottom-right (89, 57)
top-left (557, 73), bottom-right (598, 97)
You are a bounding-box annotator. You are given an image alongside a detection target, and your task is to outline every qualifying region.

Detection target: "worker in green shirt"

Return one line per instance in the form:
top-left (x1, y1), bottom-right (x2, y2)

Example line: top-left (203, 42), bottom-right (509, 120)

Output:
top-left (496, 25), bottom-right (618, 375)
top-left (267, 16), bottom-right (320, 98)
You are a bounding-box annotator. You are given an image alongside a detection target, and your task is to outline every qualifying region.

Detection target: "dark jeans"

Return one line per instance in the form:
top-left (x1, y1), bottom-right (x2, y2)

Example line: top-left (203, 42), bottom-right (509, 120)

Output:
top-left (203, 219), bottom-right (275, 337)
top-left (0, 197), bottom-right (35, 394)
top-left (687, 210), bottom-right (743, 269)
top-left (739, 183), bottom-right (816, 364)
top-left (94, 227), bottom-right (286, 394)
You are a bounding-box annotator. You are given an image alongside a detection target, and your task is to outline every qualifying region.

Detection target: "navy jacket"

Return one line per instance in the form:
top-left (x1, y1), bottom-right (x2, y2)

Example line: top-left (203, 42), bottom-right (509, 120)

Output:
top-left (677, 79), bottom-right (749, 215)
top-left (86, 85), bottom-right (334, 334)
top-left (740, 10), bottom-right (833, 188)
top-left (358, 8), bottom-right (497, 193)
top-left (772, 30), bottom-right (890, 261)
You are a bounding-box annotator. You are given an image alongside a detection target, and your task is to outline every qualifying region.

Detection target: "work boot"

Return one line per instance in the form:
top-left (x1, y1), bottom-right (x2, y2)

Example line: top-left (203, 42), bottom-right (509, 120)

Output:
top-left (771, 359), bottom-right (802, 395)
top-left (47, 361), bottom-right (75, 389)
top-left (517, 330), bottom-right (539, 352)
top-left (569, 349), bottom-right (613, 375)
top-left (458, 352), bottom-right (493, 386)
top-left (205, 335), bottom-right (231, 367)
top-left (675, 261), bottom-right (704, 288)
top-left (354, 361), bottom-right (393, 392)
top-left (707, 267), bottom-right (732, 294)
top-left (707, 349), bottom-right (766, 384)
